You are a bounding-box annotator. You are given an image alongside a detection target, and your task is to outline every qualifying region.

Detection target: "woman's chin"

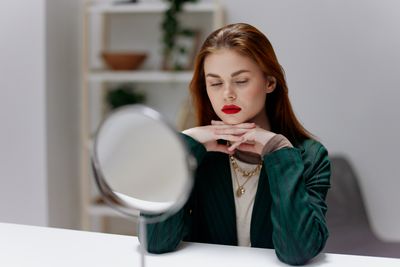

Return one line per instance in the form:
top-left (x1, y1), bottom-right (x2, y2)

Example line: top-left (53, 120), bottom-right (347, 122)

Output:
top-left (221, 117), bottom-right (245, 125)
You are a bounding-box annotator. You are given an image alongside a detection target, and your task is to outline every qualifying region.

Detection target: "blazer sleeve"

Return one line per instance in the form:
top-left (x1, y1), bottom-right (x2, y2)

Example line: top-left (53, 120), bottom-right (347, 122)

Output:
top-left (144, 133), bottom-right (207, 254)
top-left (264, 141), bottom-right (331, 265)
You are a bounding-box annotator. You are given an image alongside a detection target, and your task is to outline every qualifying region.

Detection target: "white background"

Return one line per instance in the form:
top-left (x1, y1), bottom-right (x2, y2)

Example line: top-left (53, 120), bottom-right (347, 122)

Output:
top-left (0, 1), bottom-right (48, 226)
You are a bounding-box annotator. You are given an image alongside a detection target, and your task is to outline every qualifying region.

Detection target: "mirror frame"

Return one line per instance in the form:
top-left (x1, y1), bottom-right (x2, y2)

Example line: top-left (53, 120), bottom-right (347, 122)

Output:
top-left (91, 104), bottom-right (196, 224)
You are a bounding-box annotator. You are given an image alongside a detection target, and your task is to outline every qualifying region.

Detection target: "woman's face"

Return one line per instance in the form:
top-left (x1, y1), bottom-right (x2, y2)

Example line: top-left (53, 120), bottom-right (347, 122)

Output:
top-left (204, 49), bottom-right (275, 126)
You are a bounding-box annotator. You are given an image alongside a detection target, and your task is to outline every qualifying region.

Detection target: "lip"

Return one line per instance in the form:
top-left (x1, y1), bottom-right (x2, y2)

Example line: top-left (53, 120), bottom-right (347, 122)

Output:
top-left (222, 105), bottom-right (241, 114)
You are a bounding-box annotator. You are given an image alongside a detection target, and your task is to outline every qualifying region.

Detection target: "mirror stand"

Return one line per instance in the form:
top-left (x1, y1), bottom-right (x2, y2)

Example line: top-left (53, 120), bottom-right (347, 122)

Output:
top-left (90, 105), bottom-right (194, 267)
top-left (138, 216), bottom-right (147, 267)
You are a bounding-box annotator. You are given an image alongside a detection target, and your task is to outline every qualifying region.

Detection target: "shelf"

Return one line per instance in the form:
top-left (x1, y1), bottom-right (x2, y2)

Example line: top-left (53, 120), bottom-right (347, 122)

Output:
top-left (88, 70), bottom-right (193, 83)
top-left (89, 2), bottom-right (219, 14)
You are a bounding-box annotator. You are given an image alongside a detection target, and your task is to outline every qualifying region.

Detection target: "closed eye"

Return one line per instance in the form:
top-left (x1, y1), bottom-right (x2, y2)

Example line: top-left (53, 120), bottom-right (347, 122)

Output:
top-left (211, 82), bottom-right (223, 87)
top-left (236, 80), bottom-right (248, 84)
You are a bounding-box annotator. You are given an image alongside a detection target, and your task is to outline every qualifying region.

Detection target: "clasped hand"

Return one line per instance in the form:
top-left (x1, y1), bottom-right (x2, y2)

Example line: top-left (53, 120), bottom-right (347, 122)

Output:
top-left (182, 120), bottom-right (277, 156)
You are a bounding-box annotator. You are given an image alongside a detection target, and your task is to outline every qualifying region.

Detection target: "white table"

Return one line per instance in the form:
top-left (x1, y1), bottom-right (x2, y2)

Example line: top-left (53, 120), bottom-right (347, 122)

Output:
top-left (1, 222), bottom-right (399, 267)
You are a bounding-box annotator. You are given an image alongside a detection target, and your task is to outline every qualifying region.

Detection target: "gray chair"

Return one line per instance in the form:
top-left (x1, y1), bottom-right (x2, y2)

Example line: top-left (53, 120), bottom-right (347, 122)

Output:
top-left (323, 156), bottom-right (400, 258)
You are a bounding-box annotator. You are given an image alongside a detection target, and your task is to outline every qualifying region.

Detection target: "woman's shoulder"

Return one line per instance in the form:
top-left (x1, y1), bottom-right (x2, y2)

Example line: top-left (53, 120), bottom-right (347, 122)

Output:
top-left (294, 138), bottom-right (330, 177)
top-left (295, 138), bottom-right (327, 154)
top-left (295, 138), bottom-right (329, 164)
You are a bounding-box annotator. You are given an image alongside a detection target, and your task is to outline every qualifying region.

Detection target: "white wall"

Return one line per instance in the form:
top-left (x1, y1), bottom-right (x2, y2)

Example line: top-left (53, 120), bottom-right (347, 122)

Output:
top-left (0, 0), bottom-right (48, 226)
top-left (220, 0), bottom-right (400, 241)
top-left (0, 0), bottom-right (80, 229)
top-left (46, 0), bottom-right (80, 229)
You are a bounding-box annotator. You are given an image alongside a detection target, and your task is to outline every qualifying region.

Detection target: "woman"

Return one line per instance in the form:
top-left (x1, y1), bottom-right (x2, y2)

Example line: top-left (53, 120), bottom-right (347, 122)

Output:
top-left (145, 23), bottom-right (331, 265)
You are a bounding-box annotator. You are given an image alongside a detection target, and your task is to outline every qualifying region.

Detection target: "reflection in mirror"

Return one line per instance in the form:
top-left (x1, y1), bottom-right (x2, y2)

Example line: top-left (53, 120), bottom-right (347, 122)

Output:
top-left (91, 104), bottom-right (194, 267)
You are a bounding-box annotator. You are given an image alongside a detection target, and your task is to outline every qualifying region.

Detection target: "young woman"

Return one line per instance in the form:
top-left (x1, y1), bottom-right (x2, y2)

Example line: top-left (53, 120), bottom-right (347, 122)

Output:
top-left (145, 23), bottom-right (331, 265)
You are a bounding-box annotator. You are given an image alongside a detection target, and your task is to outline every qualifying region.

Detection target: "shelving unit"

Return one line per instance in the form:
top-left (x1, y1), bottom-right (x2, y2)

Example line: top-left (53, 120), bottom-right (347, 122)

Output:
top-left (80, 0), bottom-right (224, 232)
top-left (89, 1), bottom-right (222, 16)
top-left (88, 70), bottom-right (193, 83)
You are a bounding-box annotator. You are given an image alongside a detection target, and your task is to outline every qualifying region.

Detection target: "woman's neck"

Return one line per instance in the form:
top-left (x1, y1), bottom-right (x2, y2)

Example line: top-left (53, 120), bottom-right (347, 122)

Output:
top-left (248, 108), bottom-right (271, 131)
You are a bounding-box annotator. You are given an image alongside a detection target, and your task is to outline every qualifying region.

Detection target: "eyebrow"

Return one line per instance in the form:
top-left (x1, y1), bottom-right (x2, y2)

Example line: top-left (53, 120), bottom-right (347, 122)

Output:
top-left (205, 70), bottom-right (250, 78)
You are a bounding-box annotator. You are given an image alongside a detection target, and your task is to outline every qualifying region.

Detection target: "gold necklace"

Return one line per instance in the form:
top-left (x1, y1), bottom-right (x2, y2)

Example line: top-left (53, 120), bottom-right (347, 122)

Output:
top-left (229, 155), bottom-right (262, 197)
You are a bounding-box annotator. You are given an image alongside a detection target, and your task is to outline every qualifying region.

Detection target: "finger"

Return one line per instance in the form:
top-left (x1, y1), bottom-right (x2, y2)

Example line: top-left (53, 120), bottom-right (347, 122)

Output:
top-left (240, 132), bottom-right (256, 143)
top-left (231, 122), bottom-right (256, 129)
top-left (215, 134), bottom-right (243, 143)
top-left (237, 143), bottom-right (257, 152)
top-left (228, 141), bottom-right (244, 151)
top-left (211, 120), bottom-right (256, 128)
top-left (213, 144), bottom-right (235, 155)
top-left (211, 120), bottom-right (225, 125)
top-left (214, 128), bottom-right (251, 135)
top-left (227, 134), bottom-right (257, 151)
top-left (213, 123), bottom-right (256, 130)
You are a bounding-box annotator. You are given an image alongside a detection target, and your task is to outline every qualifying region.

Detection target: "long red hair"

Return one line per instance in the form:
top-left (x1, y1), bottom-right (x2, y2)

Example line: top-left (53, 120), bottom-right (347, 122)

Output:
top-left (189, 23), bottom-right (313, 144)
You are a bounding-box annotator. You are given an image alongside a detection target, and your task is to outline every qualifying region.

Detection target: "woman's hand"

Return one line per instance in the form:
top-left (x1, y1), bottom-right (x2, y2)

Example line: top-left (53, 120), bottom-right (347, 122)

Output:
top-left (182, 121), bottom-right (256, 154)
top-left (211, 121), bottom-right (291, 156)
top-left (211, 121), bottom-right (276, 156)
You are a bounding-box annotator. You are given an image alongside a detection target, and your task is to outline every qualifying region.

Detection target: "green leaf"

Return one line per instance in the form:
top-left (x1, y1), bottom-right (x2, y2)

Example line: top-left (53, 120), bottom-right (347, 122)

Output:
top-left (106, 86), bottom-right (146, 110)
top-left (178, 46), bottom-right (187, 54)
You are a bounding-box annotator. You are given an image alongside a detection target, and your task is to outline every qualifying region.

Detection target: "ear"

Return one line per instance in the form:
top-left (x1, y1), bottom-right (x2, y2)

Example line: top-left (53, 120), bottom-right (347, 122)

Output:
top-left (265, 76), bottom-right (277, 93)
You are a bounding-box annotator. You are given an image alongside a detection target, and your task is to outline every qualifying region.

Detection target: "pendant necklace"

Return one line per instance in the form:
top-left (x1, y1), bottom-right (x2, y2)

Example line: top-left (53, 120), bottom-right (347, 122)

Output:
top-left (229, 155), bottom-right (262, 197)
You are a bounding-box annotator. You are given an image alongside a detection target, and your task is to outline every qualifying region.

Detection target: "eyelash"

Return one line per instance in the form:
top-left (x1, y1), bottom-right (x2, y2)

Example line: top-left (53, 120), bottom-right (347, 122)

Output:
top-left (211, 82), bottom-right (223, 87)
top-left (236, 80), bottom-right (247, 84)
top-left (210, 80), bottom-right (248, 87)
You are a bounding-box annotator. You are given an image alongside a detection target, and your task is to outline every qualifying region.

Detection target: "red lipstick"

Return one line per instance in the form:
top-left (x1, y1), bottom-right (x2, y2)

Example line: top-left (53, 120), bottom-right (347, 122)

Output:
top-left (222, 105), bottom-right (241, 114)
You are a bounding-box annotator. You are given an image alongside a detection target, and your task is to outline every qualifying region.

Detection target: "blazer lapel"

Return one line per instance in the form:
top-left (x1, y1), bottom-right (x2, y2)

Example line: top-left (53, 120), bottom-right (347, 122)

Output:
top-left (250, 166), bottom-right (273, 247)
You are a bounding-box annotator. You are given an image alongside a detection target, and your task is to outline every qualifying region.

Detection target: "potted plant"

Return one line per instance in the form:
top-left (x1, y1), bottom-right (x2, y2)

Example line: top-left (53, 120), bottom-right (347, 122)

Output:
top-left (161, 0), bottom-right (199, 70)
top-left (106, 83), bottom-right (146, 110)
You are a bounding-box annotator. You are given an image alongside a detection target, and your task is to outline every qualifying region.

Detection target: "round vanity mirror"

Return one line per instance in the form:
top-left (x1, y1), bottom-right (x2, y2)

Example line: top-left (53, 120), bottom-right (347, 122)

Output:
top-left (91, 104), bottom-right (194, 222)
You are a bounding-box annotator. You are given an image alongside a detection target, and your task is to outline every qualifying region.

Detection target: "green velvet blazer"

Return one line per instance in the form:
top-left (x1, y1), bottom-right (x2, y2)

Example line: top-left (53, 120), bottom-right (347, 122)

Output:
top-left (145, 134), bottom-right (331, 265)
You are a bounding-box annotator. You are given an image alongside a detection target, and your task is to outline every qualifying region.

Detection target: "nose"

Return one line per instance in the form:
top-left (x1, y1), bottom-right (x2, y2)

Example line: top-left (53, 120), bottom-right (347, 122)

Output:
top-left (223, 84), bottom-right (236, 102)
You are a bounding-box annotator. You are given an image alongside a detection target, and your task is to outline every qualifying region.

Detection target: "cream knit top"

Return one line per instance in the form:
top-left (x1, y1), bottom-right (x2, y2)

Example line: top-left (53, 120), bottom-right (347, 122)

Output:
top-left (229, 157), bottom-right (261, 246)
